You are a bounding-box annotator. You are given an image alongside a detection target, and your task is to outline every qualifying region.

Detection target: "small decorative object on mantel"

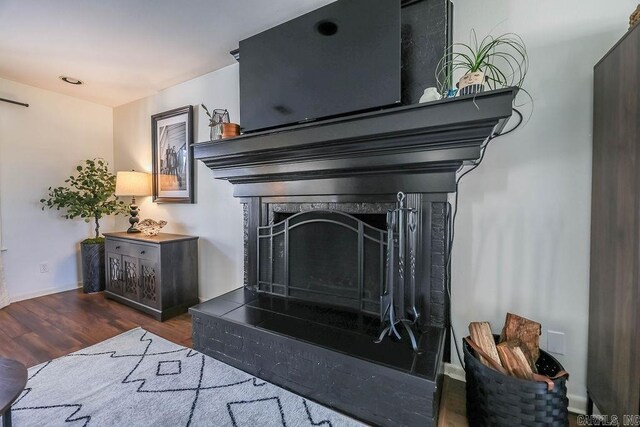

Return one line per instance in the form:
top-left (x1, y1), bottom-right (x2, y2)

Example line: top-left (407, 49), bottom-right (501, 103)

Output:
top-left (457, 71), bottom-right (486, 96)
top-left (221, 122), bottom-right (240, 138)
top-left (631, 4), bottom-right (640, 28)
top-left (201, 104), bottom-right (241, 140)
top-left (202, 105), bottom-right (229, 141)
top-left (136, 219), bottom-right (168, 236)
top-left (436, 30), bottom-right (529, 99)
top-left (445, 88), bottom-right (458, 98)
top-left (418, 87), bottom-right (442, 103)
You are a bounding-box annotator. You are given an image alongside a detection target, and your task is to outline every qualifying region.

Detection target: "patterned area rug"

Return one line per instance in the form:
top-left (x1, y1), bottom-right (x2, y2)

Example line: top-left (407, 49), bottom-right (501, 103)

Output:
top-left (8, 328), bottom-right (363, 427)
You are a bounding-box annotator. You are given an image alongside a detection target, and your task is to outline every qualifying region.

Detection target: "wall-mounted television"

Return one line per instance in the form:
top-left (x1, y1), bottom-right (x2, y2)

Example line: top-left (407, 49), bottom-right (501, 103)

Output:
top-left (239, 0), bottom-right (402, 133)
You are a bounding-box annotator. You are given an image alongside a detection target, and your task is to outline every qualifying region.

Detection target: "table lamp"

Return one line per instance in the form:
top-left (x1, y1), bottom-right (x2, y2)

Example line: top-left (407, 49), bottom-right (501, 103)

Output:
top-left (115, 171), bottom-right (151, 233)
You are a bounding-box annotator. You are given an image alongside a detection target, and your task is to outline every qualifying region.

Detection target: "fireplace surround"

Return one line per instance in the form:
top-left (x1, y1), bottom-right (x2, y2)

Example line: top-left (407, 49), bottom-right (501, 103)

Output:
top-left (190, 89), bottom-right (516, 425)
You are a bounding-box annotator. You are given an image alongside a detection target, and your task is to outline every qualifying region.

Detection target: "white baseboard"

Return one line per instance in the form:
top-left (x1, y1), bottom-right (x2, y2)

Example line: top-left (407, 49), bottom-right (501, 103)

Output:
top-left (444, 362), bottom-right (466, 382)
top-left (568, 395), bottom-right (587, 415)
top-left (10, 282), bottom-right (83, 303)
top-left (444, 362), bottom-right (587, 415)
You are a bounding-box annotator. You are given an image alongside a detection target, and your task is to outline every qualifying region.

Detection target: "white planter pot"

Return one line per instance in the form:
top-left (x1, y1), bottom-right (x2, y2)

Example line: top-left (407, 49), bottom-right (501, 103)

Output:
top-left (458, 71), bottom-right (486, 96)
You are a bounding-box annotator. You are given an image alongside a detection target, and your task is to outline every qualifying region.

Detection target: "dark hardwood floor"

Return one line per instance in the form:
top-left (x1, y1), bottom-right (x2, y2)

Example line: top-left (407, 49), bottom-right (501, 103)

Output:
top-left (0, 289), bottom-right (579, 426)
top-left (0, 289), bottom-right (191, 368)
top-left (438, 375), bottom-right (469, 426)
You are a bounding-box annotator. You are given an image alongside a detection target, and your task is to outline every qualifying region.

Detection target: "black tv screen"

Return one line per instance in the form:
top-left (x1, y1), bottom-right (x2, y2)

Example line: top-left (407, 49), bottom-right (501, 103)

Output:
top-left (239, 0), bottom-right (401, 133)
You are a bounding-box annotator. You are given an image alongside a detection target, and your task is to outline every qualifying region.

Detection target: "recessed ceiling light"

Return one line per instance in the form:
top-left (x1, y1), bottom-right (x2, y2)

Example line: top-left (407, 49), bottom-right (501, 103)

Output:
top-left (59, 76), bottom-right (83, 85)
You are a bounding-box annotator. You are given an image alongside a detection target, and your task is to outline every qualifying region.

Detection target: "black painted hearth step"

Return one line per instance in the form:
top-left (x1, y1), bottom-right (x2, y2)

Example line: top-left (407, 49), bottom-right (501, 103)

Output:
top-left (194, 287), bottom-right (442, 379)
top-left (190, 288), bottom-right (445, 426)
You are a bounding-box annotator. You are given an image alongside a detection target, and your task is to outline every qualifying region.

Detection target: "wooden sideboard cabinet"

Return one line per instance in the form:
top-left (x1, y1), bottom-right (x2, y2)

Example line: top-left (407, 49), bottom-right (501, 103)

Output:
top-left (103, 232), bottom-right (199, 321)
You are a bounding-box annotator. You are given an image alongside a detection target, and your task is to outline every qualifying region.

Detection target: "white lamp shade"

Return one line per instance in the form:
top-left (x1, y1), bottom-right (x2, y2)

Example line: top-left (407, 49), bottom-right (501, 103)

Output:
top-left (115, 171), bottom-right (151, 196)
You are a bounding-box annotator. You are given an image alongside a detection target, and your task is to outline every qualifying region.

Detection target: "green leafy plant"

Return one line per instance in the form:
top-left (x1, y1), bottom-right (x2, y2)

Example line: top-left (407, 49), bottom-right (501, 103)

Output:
top-left (436, 30), bottom-right (529, 96)
top-left (40, 159), bottom-right (128, 241)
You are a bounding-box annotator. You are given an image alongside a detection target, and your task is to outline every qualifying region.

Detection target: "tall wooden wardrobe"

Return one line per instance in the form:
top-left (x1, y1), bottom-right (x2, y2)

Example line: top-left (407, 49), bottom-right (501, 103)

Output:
top-left (588, 22), bottom-right (640, 417)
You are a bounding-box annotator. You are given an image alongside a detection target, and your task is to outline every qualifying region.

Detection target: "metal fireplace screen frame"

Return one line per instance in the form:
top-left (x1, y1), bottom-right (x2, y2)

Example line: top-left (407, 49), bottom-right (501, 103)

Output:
top-left (257, 210), bottom-right (389, 314)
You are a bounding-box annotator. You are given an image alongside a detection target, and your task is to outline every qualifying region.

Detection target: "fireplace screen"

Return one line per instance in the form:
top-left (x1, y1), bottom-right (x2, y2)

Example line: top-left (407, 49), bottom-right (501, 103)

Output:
top-left (257, 210), bottom-right (389, 314)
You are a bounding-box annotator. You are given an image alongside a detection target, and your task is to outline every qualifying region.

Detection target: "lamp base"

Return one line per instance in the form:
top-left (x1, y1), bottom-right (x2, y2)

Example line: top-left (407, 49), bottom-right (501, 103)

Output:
top-left (127, 197), bottom-right (141, 233)
top-left (127, 225), bottom-right (141, 234)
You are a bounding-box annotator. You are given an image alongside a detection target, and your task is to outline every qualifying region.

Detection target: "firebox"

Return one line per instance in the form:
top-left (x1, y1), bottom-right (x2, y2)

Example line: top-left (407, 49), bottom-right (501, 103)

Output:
top-left (257, 210), bottom-right (387, 313)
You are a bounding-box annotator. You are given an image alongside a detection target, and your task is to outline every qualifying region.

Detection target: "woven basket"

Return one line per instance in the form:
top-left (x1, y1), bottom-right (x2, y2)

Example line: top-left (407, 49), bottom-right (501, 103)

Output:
top-left (464, 336), bottom-right (569, 427)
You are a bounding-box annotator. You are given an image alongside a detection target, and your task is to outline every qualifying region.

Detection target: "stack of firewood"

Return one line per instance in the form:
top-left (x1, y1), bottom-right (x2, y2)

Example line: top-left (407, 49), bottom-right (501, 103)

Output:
top-left (466, 313), bottom-right (558, 385)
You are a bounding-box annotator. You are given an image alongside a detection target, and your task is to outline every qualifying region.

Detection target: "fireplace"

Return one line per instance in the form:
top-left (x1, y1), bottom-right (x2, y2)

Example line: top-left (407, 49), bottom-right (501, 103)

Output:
top-left (189, 89), bottom-right (516, 426)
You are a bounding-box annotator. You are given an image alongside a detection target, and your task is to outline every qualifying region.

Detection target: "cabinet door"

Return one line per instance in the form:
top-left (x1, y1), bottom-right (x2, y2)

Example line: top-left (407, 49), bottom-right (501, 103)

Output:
top-left (139, 259), bottom-right (160, 309)
top-left (106, 252), bottom-right (123, 295)
top-left (122, 255), bottom-right (140, 301)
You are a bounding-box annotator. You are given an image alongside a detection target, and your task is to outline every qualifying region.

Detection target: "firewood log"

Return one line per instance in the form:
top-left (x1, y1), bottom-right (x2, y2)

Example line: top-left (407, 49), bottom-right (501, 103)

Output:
top-left (499, 312), bottom-right (541, 371)
top-left (464, 337), bottom-right (508, 375)
top-left (496, 341), bottom-right (534, 380)
top-left (469, 322), bottom-right (501, 368)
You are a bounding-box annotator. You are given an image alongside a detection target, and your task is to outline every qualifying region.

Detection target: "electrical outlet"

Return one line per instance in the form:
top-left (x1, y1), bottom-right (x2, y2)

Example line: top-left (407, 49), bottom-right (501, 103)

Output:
top-left (547, 330), bottom-right (565, 355)
top-left (39, 263), bottom-right (49, 274)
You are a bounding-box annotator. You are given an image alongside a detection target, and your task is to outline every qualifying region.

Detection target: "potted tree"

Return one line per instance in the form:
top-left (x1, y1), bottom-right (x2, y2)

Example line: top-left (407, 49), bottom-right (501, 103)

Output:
top-left (436, 30), bottom-right (529, 97)
top-left (41, 159), bottom-right (128, 293)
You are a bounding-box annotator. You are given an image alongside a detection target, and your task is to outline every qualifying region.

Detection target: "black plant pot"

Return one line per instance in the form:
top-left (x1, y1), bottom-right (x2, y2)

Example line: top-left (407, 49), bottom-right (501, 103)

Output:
top-left (81, 241), bottom-right (105, 293)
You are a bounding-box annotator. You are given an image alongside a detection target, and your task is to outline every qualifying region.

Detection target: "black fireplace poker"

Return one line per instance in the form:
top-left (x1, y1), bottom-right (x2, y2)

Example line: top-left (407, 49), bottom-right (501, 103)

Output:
top-left (376, 192), bottom-right (421, 352)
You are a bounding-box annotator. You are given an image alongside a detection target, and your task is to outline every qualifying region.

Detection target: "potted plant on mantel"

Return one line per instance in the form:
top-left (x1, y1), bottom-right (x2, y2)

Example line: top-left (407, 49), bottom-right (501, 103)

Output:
top-left (41, 159), bottom-right (128, 293)
top-left (436, 30), bottom-right (529, 97)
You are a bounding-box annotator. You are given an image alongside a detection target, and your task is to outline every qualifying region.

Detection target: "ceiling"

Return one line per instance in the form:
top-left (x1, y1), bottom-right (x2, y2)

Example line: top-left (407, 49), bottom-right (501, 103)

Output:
top-left (0, 0), bottom-right (335, 107)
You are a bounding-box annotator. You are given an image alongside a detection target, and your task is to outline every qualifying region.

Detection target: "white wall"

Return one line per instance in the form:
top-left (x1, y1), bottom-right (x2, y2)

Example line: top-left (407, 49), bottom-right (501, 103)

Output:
top-left (0, 77), bottom-right (114, 301)
top-left (113, 64), bottom-right (244, 302)
top-left (449, 0), bottom-right (636, 412)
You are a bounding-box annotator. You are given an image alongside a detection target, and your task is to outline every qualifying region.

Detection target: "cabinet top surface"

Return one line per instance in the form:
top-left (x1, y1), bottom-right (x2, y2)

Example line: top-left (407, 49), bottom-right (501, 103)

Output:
top-left (103, 232), bottom-right (198, 244)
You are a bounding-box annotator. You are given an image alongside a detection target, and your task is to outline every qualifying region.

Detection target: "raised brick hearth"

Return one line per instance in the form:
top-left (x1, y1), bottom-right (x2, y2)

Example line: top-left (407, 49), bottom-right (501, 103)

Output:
top-left (190, 288), bottom-right (445, 426)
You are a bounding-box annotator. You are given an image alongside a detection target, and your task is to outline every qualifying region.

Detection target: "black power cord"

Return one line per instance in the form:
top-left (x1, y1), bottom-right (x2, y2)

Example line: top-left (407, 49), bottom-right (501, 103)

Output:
top-left (446, 108), bottom-right (523, 368)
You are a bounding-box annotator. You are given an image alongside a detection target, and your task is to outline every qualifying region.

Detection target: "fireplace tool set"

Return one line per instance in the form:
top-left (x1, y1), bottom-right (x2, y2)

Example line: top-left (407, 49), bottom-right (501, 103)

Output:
top-left (376, 192), bottom-right (421, 352)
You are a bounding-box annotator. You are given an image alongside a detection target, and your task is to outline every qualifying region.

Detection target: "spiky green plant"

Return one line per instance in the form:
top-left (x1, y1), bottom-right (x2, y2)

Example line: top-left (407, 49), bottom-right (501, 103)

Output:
top-left (40, 159), bottom-right (128, 240)
top-left (436, 30), bottom-right (529, 96)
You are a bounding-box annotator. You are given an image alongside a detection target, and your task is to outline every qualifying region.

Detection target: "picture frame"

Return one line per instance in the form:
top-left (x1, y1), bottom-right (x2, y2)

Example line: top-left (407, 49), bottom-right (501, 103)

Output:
top-left (151, 105), bottom-right (194, 203)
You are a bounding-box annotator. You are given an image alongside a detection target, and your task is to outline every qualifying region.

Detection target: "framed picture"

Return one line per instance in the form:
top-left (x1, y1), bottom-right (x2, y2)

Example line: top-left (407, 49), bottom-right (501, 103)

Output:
top-left (151, 106), bottom-right (194, 203)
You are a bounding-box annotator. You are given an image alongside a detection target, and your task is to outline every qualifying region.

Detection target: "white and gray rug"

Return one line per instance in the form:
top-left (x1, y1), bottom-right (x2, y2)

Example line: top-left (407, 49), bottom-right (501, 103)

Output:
top-left (7, 328), bottom-right (363, 427)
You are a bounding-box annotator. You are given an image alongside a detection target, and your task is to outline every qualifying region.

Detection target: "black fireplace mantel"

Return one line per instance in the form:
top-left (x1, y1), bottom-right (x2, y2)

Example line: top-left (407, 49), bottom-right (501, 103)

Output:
top-left (194, 88), bottom-right (516, 197)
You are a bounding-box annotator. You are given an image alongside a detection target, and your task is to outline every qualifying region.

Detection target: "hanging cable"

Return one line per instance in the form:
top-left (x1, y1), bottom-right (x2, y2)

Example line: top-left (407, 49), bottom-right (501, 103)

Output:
top-left (446, 108), bottom-right (523, 368)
